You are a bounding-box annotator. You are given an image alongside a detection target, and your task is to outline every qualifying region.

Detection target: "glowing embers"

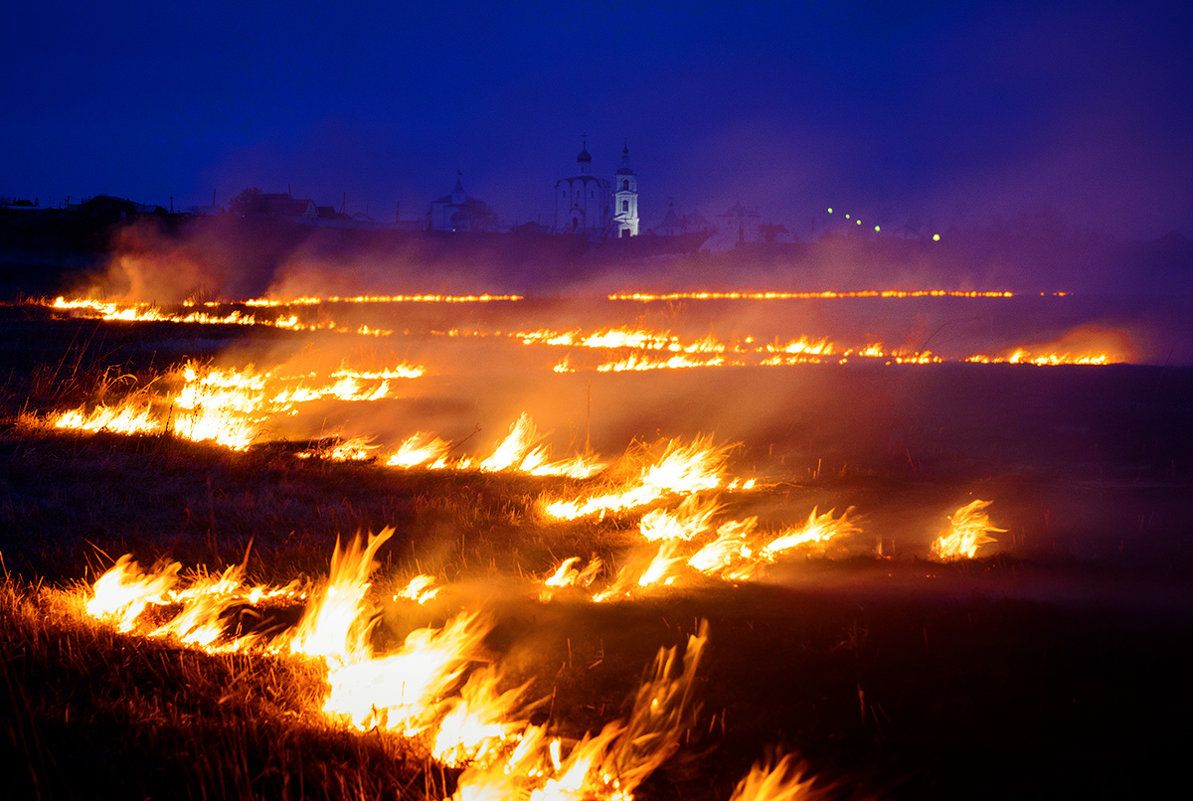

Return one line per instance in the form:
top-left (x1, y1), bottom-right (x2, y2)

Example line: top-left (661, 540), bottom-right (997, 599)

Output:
top-left (297, 436), bottom-right (379, 462)
top-left (930, 499), bottom-right (1006, 561)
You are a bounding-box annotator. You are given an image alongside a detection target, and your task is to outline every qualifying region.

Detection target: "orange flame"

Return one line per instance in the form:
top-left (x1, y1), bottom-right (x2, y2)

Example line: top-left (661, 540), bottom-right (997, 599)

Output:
top-left (930, 500), bottom-right (1006, 561)
top-left (385, 432), bottom-right (454, 469)
top-left (727, 753), bottom-right (823, 801)
top-left (449, 622), bottom-right (708, 800)
top-left (542, 436), bottom-right (732, 521)
top-left (52, 402), bottom-right (163, 436)
top-left (288, 527), bottom-right (395, 662)
top-left (320, 612), bottom-right (491, 732)
top-left (85, 555), bottom-right (181, 632)
top-left (395, 574), bottom-right (443, 605)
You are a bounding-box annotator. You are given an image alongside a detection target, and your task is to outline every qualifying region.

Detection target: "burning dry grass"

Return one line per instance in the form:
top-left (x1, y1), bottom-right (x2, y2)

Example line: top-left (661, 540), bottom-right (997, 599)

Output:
top-left (2, 301), bottom-right (1192, 800)
top-left (1, 421), bottom-right (1192, 800)
top-left (40, 294), bottom-right (1136, 368)
top-left (0, 578), bottom-right (436, 801)
top-left (3, 529), bottom-right (737, 801)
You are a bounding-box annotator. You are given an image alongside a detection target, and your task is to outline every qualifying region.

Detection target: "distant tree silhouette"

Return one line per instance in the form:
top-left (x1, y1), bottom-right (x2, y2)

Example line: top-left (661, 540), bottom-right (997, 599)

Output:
top-left (448, 198), bottom-right (499, 232)
top-left (229, 188), bottom-right (263, 217)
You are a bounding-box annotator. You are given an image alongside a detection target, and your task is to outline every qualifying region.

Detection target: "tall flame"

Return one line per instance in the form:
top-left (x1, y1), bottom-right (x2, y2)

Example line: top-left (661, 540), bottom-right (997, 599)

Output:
top-left (288, 527), bottom-right (395, 662)
top-left (320, 612), bottom-right (492, 733)
top-left (449, 621), bottom-right (708, 801)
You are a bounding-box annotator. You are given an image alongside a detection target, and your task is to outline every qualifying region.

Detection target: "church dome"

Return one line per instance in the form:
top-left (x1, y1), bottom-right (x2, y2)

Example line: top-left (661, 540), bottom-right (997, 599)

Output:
top-left (615, 144), bottom-right (635, 175)
top-left (576, 145), bottom-right (592, 163)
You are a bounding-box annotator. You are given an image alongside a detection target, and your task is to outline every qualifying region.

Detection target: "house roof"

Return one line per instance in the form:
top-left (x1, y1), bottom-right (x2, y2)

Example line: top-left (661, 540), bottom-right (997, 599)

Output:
top-left (260, 196), bottom-right (316, 216)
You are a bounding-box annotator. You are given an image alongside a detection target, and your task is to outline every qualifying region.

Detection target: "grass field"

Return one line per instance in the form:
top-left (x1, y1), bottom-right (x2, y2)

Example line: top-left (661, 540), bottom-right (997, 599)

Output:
top-left (2, 295), bottom-right (1191, 800)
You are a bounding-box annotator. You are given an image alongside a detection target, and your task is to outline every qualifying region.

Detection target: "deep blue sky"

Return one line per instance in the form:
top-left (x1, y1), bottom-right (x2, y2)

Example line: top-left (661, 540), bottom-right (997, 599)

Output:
top-left (3, 1), bottom-right (1190, 237)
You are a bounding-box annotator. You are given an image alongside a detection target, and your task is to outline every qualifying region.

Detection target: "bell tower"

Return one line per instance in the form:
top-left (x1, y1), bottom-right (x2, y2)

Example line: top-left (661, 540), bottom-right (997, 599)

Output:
top-left (612, 144), bottom-right (639, 237)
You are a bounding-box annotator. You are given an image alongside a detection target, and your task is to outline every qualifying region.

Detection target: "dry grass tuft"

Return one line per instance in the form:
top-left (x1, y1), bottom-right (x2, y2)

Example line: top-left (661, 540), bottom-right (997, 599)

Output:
top-left (0, 578), bottom-right (439, 800)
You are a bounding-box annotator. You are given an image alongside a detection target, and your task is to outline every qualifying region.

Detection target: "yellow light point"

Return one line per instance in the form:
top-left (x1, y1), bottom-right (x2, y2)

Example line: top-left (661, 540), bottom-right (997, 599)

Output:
top-left (874, 225), bottom-right (881, 232)
top-left (856, 219), bottom-right (862, 225)
top-left (827, 207), bottom-right (833, 213)
top-left (932, 233), bottom-right (941, 241)
top-left (844, 214), bottom-right (850, 219)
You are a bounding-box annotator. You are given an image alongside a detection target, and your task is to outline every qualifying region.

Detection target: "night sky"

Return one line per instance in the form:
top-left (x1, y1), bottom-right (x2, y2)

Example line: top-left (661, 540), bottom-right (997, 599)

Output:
top-left (3, 0), bottom-right (1190, 238)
